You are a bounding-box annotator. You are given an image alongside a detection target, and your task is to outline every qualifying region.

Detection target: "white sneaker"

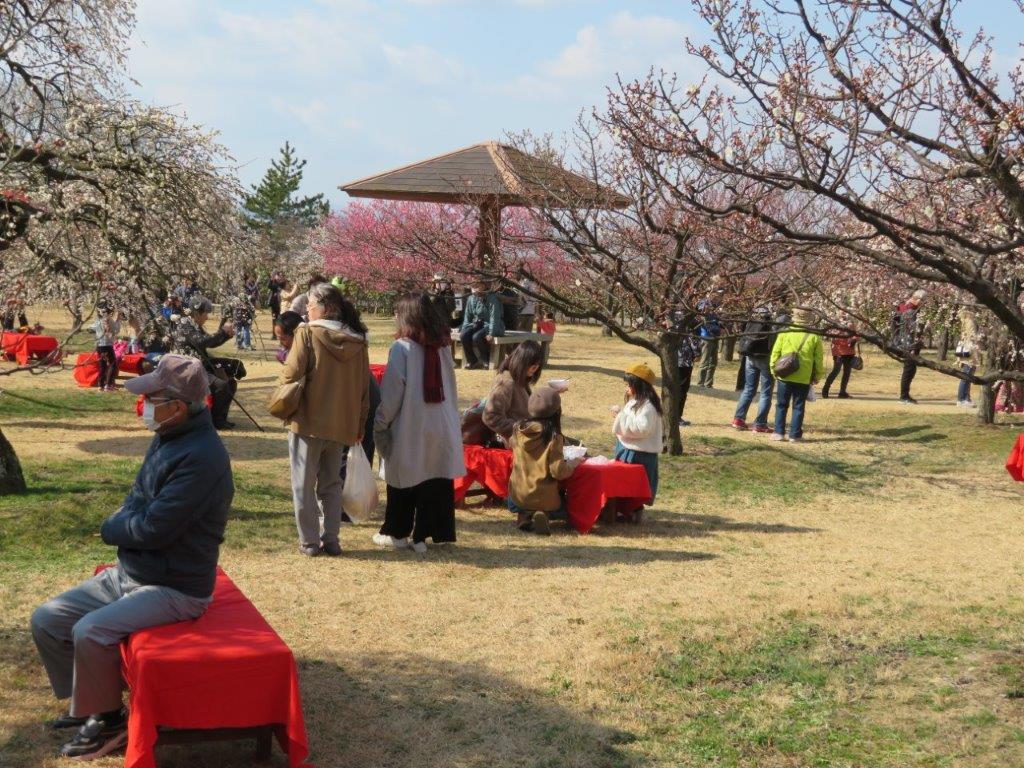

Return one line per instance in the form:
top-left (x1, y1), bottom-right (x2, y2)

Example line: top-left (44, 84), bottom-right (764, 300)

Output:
top-left (410, 541), bottom-right (428, 554)
top-left (372, 533), bottom-right (409, 549)
top-left (770, 433), bottom-right (785, 442)
top-left (788, 437), bottom-right (804, 444)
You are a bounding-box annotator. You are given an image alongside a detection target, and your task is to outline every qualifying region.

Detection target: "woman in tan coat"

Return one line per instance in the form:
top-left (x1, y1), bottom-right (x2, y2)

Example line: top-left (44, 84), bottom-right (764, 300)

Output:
top-left (280, 283), bottom-right (370, 557)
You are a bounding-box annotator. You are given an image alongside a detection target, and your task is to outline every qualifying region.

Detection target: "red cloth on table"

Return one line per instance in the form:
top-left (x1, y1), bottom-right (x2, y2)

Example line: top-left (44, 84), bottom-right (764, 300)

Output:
top-left (74, 352), bottom-right (101, 388)
top-left (119, 353), bottom-right (145, 375)
top-left (562, 461), bottom-right (652, 534)
top-left (1007, 434), bottom-right (1024, 481)
top-left (369, 363), bottom-right (385, 385)
top-left (1, 331), bottom-right (60, 365)
top-left (454, 445), bottom-right (652, 534)
top-left (96, 566), bottom-right (310, 768)
top-left (454, 445), bottom-right (513, 504)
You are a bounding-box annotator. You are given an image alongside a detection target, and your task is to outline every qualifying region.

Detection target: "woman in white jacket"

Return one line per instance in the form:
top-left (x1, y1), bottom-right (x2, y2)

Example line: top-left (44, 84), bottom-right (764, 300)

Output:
top-left (612, 363), bottom-right (663, 509)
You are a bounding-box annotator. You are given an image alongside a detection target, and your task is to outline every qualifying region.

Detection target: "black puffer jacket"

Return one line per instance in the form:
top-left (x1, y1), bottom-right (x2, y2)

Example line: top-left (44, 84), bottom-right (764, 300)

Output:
top-left (100, 409), bottom-right (233, 597)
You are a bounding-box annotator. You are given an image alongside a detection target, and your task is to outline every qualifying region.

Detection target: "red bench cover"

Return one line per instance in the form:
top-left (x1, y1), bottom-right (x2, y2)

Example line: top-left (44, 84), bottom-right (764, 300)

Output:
top-left (96, 566), bottom-right (310, 768)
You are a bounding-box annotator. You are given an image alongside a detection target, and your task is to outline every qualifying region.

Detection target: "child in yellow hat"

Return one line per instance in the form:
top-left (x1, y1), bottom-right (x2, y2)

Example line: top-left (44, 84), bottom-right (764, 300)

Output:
top-left (610, 362), bottom-right (662, 522)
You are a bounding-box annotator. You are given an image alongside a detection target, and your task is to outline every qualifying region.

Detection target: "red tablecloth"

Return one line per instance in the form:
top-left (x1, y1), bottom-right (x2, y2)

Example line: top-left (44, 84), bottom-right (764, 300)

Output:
top-left (370, 363), bottom-right (385, 385)
top-left (454, 445), bottom-right (653, 534)
top-left (562, 461), bottom-right (652, 534)
top-left (73, 352), bottom-right (101, 388)
top-left (454, 445), bottom-right (513, 504)
top-left (96, 566), bottom-right (310, 768)
top-left (119, 353), bottom-right (145, 375)
top-left (1007, 434), bottom-right (1024, 481)
top-left (1, 331), bottom-right (60, 365)
top-left (74, 352), bottom-right (146, 387)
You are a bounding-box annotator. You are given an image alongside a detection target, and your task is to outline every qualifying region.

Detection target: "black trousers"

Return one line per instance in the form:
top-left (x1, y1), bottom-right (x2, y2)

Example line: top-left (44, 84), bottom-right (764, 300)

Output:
top-left (673, 365), bottom-right (694, 422)
top-left (208, 373), bottom-right (236, 427)
top-left (900, 358), bottom-right (918, 399)
top-left (823, 355), bottom-right (854, 395)
top-left (380, 478), bottom-right (456, 544)
top-left (96, 345), bottom-right (117, 389)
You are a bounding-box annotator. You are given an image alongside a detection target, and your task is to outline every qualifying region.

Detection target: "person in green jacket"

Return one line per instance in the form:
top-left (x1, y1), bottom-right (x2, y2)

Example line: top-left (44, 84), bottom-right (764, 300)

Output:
top-left (769, 307), bottom-right (825, 443)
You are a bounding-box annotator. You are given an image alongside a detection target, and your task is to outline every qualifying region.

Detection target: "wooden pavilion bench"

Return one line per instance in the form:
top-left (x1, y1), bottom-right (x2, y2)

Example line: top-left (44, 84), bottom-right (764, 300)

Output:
top-left (455, 330), bottom-right (553, 369)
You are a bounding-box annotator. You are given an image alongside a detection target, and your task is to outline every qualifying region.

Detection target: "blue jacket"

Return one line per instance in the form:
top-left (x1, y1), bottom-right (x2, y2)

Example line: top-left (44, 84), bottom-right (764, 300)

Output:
top-left (460, 292), bottom-right (505, 337)
top-left (101, 409), bottom-right (234, 598)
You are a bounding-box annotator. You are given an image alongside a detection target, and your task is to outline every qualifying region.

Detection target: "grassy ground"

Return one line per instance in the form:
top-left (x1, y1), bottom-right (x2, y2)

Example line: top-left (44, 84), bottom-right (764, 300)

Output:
top-left (1, 309), bottom-right (1023, 767)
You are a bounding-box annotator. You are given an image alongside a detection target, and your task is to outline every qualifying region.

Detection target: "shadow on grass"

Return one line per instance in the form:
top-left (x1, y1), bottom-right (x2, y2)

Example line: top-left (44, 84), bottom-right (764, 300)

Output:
top-left (75, 434), bottom-right (289, 461)
top-left (0, 631), bottom-right (644, 768)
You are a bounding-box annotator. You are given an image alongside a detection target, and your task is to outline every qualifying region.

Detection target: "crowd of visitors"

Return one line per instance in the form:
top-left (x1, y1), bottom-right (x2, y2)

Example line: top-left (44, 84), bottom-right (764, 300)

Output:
top-left (25, 266), bottom-right (1009, 761)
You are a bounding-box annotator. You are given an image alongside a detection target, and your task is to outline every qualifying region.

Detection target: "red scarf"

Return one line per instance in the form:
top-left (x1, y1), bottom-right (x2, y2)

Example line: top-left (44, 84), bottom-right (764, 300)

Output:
top-left (422, 343), bottom-right (445, 403)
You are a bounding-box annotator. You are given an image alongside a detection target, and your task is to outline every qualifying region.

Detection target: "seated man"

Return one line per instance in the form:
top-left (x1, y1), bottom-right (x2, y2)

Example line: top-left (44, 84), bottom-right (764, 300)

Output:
top-left (30, 355), bottom-right (234, 760)
top-left (459, 279), bottom-right (505, 369)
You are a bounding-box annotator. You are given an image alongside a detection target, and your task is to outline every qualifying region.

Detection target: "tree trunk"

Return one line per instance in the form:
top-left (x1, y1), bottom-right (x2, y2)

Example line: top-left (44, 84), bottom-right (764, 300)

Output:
top-left (0, 428), bottom-right (26, 494)
top-left (977, 382), bottom-right (996, 425)
top-left (938, 328), bottom-right (949, 361)
top-left (722, 333), bottom-right (736, 362)
top-left (658, 339), bottom-right (683, 456)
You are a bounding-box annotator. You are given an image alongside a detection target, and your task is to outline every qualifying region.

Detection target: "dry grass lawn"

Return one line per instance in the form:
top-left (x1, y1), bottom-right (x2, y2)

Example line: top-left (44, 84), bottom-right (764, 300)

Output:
top-left (1, 308), bottom-right (1024, 767)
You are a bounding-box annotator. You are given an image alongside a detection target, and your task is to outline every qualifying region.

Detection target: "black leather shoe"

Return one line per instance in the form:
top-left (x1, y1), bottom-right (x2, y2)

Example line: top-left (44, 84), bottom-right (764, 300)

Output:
top-left (49, 712), bottom-right (87, 730)
top-left (58, 712), bottom-right (128, 760)
top-left (321, 541), bottom-right (342, 556)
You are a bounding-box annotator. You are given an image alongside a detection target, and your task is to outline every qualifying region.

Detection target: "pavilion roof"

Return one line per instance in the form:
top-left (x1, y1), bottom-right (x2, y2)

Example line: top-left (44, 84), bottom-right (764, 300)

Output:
top-left (340, 141), bottom-right (630, 209)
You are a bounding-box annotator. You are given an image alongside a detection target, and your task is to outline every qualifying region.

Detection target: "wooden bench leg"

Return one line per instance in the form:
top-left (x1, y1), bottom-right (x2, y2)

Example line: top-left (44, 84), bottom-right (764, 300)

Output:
top-left (256, 725), bottom-right (273, 761)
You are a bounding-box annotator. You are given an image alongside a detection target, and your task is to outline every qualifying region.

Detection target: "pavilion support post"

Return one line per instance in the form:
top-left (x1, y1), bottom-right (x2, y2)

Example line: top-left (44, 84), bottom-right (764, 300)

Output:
top-left (478, 199), bottom-right (502, 267)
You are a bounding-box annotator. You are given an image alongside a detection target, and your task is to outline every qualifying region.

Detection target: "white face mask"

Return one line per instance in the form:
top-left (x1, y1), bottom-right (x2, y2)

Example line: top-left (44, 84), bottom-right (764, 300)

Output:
top-left (141, 400), bottom-right (168, 432)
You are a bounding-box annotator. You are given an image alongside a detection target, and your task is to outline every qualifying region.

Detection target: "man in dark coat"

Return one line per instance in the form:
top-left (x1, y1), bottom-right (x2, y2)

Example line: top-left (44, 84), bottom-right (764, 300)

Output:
top-left (30, 355), bottom-right (234, 760)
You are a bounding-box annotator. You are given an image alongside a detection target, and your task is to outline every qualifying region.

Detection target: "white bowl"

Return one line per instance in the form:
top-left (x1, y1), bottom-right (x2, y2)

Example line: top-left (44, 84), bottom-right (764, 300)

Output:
top-left (563, 445), bottom-right (588, 461)
top-left (548, 378), bottom-right (571, 392)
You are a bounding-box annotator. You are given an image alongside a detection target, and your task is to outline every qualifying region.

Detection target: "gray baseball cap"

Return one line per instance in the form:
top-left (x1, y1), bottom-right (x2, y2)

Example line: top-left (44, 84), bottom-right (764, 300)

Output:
top-left (124, 354), bottom-right (210, 403)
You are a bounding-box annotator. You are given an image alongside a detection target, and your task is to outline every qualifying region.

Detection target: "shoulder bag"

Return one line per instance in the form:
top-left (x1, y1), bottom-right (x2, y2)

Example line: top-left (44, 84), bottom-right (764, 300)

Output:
top-left (773, 333), bottom-right (811, 378)
top-left (267, 328), bottom-right (314, 420)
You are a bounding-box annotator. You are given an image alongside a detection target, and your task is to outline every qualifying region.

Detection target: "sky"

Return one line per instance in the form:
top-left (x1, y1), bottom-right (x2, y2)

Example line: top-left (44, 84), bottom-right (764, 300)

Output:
top-left (127, 1), bottom-right (1024, 210)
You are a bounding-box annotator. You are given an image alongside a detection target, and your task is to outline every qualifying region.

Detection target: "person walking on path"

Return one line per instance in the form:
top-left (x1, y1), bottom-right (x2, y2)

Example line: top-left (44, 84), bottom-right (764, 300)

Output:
top-left (894, 289), bottom-right (927, 404)
top-left (731, 306), bottom-right (776, 432)
top-left (30, 355), bottom-right (232, 760)
top-left (696, 295), bottom-right (723, 388)
top-left (822, 328), bottom-right (860, 399)
top-left (769, 308), bottom-right (825, 444)
top-left (278, 283), bottom-right (370, 557)
top-left (374, 293), bottom-right (465, 554)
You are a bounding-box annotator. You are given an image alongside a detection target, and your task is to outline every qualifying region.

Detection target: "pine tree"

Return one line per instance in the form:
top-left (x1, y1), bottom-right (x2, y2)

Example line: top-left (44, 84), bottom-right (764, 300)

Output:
top-left (242, 142), bottom-right (329, 230)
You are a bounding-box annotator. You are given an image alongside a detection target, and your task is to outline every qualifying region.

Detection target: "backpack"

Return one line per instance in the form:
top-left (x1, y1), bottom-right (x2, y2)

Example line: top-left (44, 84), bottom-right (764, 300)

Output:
top-left (773, 333), bottom-right (811, 378)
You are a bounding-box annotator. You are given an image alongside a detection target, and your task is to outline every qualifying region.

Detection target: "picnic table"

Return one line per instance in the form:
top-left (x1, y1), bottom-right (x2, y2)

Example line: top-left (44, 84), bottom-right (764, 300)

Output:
top-left (453, 330), bottom-right (553, 370)
top-left (0, 331), bottom-right (60, 365)
top-left (96, 565), bottom-right (310, 768)
top-left (454, 444), bottom-right (652, 533)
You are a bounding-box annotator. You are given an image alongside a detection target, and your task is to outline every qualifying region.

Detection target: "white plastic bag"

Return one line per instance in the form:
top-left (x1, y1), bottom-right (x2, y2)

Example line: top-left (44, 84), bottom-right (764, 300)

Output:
top-left (341, 444), bottom-right (379, 522)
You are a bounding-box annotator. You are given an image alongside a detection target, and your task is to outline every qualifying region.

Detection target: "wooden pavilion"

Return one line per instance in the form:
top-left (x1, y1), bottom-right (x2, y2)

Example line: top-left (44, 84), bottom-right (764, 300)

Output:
top-left (339, 141), bottom-right (630, 260)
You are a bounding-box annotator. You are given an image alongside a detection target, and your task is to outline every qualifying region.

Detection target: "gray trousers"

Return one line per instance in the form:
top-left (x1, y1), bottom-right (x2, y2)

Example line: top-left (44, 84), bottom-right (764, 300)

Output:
top-left (698, 338), bottom-right (719, 387)
top-left (288, 431), bottom-right (345, 547)
top-left (30, 566), bottom-right (210, 717)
